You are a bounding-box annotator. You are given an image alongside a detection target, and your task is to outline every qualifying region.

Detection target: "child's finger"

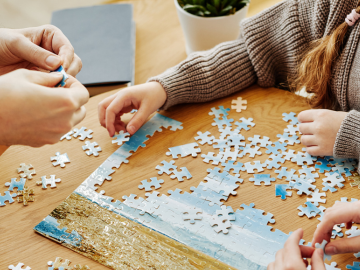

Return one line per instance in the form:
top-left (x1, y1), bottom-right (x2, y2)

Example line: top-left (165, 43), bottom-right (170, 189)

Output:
top-left (298, 123), bottom-right (315, 135)
top-left (310, 249), bottom-right (326, 270)
top-left (98, 94), bottom-right (117, 128)
top-left (312, 202), bottom-right (360, 246)
top-left (298, 110), bottom-right (315, 123)
top-left (325, 236), bottom-right (360, 255)
top-left (126, 104), bottom-right (153, 135)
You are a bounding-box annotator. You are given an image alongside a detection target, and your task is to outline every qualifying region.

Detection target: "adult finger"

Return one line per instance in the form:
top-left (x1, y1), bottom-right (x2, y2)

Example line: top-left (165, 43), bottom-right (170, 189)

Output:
top-left (34, 25), bottom-right (75, 70)
top-left (22, 69), bottom-right (63, 86)
top-left (283, 229), bottom-right (307, 265)
top-left (126, 104), bottom-right (153, 135)
top-left (11, 35), bottom-right (62, 71)
top-left (298, 123), bottom-right (315, 135)
top-left (70, 106), bottom-right (87, 126)
top-left (310, 249), bottom-right (326, 270)
top-left (298, 110), bottom-right (315, 123)
top-left (267, 261), bottom-right (275, 270)
top-left (65, 75), bottom-right (89, 108)
top-left (300, 245), bottom-right (315, 258)
top-left (325, 236), bottom-right (360, 255)
top-left (66, 53), bottom-right (82, 77)
top-left (312, 202), bottom-right (360, 246)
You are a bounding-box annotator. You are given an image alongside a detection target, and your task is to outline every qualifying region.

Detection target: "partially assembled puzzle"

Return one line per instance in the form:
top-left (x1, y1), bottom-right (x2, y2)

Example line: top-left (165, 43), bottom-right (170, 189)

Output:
top-left (28, 98), bottom-right (359, 269)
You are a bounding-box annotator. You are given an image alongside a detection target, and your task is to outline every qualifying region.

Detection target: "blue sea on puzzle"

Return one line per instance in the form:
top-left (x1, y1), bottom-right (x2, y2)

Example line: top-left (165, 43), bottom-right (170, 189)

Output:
top-left (34, 113), bottom-right (291, 270)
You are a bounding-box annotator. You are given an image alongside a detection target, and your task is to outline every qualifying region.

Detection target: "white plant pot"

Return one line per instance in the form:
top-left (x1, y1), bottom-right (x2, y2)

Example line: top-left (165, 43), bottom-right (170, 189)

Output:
top-left (175, 0), bottom-right (249, 55)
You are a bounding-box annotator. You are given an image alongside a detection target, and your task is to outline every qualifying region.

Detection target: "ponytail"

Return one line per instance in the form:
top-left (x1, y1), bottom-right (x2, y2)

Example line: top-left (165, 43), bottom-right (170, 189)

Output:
top-left (291, 3), bottom-right (360, 109)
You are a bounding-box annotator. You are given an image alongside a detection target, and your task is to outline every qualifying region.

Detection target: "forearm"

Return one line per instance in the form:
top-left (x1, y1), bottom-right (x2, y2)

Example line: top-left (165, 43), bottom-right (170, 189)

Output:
top-left (148, 38), bottom-right (257, 110)
top-left (334, 110), bottom-right (360, 160)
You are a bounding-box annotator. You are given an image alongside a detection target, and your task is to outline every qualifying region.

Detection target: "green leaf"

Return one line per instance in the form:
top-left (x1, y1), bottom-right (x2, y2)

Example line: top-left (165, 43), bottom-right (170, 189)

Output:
top-left (206, 3), bottom-right (218, 15)
top-left (221, 0), bottom-right (229, 9)
top-left (183, 4), bottom-right (207, 12)
top-left (213, 0), bottom-right (221, 10)
top-left (220, 5), bottom-right (233, 15)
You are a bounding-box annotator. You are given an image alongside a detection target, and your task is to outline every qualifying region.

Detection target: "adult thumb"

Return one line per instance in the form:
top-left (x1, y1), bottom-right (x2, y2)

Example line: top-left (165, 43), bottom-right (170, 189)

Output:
top-left (13, 36), bottom-right (62, 71)
top-left (23, 69), bottom-right (63, 87)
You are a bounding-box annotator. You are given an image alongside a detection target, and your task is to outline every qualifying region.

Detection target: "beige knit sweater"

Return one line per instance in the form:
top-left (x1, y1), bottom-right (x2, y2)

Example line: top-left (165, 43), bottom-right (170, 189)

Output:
top-left (149, 0), bottom-right (360, 161)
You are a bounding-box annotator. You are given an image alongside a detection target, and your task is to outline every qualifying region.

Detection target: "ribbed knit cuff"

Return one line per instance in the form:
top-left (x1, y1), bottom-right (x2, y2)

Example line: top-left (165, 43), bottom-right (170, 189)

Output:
top-left (334, 110), bottom-right (360, 159)
top-left (147, 38), bottom-right (257, 110)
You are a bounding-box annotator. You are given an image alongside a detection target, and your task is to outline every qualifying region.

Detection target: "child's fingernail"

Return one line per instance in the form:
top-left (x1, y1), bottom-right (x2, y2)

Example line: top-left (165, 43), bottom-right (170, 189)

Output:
top-left (128, 126), bottom-right (135, 134)
top-left (325, 246), bottom-right (336, 255)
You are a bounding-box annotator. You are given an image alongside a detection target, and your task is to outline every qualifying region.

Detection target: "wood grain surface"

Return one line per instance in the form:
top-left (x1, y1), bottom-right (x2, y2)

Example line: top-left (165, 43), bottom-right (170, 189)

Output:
top-left (2, 0), bottom-right (357, 269)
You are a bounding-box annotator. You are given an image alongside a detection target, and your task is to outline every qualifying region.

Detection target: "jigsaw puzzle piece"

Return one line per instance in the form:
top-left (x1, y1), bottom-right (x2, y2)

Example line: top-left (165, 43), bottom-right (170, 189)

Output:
top-left (73, 127), bottom-right (93, 140)
top-left (50, 152), bottom-right (70, 168)
top-left (36, 175), bottom-right (61, 189)
top-left (0, 191), bottom-right (17, 206)
top-left (282, 112), bottom-right (299, 125)
top-left (17, 187), bottom-right (35, 206)
top-left (208, 106), bottom-right (230, 118)
top-left (194, 131), bottom-right (215, 145)
top-left (182, 207), bottom-right (203, 224)
top-left (5, 178), bottom-right (26, 191)
top-left (8, 263), bottom-right (31, 270)
top-left (234, 117), bottom-right (255, 131)
top-left (166, 143), bottom-right (201, 158)
top-left (82, 141), bottom-right (102, 156)
top-left (201, 152), bottom-right (224, 165)
top-left (112, 130), bottom-right (130, 145)
top-left (60, 130), bottom-right (74, 141)
top-left (297, 202), bottom-right (321, 218)
top-left (17, 163), bottom-right (36, 179)
top-left (212, 116), bottom-right (234, 129)
top-left (275, 167), bottom-right (296, 181)
top-left (275, 184), bottom-right (292, 200)
top-left (249, 174), bottom-right (276, 186)
top-left (155, 160), bottom-right (177, 175)
top-left (231, 97), bottom-right (247, 112)
top-left (170, 167), bottom-right (192, 181)
top-left (138, 177), bottom-right (164, 191)
top-left (314, 240), bottom-right (331, 261)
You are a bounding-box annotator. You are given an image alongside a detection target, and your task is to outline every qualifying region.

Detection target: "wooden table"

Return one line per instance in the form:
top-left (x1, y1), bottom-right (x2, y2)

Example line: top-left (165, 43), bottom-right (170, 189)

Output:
top-left (1, 0), bottom-right (358, 269)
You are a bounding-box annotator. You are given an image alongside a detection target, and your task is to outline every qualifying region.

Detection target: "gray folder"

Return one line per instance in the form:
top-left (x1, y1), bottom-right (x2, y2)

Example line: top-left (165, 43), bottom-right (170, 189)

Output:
top-left (51, 4), bottom-right (135, 86)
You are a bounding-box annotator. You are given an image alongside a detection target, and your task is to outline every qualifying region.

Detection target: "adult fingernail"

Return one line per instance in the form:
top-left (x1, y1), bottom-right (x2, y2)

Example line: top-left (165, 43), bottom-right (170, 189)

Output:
top-left (46, 55), bottom-right (61, 68)
top-left (325, 246), bottom-right (337, 255)
top-left (128, 126), bottom-right (135, 134)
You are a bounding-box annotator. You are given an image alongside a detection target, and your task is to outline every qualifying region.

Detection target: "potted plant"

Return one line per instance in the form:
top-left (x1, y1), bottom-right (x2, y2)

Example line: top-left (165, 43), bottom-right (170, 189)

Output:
top-left (175, 0), bottom-right (250, 54)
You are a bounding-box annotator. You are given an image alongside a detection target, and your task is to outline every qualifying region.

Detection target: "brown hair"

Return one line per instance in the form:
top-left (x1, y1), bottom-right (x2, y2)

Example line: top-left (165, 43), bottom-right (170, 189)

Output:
top-left (291, 2), bottom-right (360, 109)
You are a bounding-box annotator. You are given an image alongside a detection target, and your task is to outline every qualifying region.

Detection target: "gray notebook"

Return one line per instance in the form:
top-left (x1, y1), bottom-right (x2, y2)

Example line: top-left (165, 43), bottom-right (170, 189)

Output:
top-left (51, 4), bottom-right (135, 86)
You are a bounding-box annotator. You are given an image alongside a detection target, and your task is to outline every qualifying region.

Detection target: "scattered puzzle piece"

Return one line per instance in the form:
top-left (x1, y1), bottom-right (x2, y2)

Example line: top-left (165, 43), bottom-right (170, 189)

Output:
top-left (231, 97), bottom-right (247, 112)
top-left (170, 167), bottom-right (192, 181)
top-left (322, 182), bottom-right (338, 193)
top-left (234, 117), bottom-right (255, 131)
top-left (307, 188), bottom-right (326, 206)
top-left (282, 149), bottom-right (296, 161)
top-left (166, 143), bottom-right (201, 158)
top-left (8, 263), bottom-right (31, 270)
top-left (291, 177), bottom-right (316, 195)
top-left (243, 161), bottom-right (265, 173)
top-left (17, 186), bottom-right (35, 206)
top-left (60, 130), bottom-right (74, 141)
top-left (275, 167), bottom-right (296, 181)
top-left (275, 184), bottom-right (292, 200)
top-left (201, 152), bottom-right (224, 165)
top-left (209, 205), bottom-right (235, 234)
top-left (298, 202), bottom-right (321, 218)
top-left (17, 163), bottom-right (36, 179)
top-left (249, 174), bottom-right (276, 186)
top-left (73, 127), bottom-right (93, 140)
top-left (183, 208), bottom-right (203, 224)
top-left (248, 135), bottom-right (271, 147)
top-left (227, 134), bottom-right (246, 148)
top-left (82, 141), bottom-right (102, 156)
top-left (212, 116), bottom-right (234, 129)
top-left (265, 154), bottom-right (285, 169)
top-left (239, 144), bottom-right (262, 158)
top-left (0, 191), bottom-right (17, 206)
top-left (48, 257), bottom-right (72, 270)
top-left (323, 172), bottom-right (345, 188)
top-left (138, 177), bottom-right (164, 191)
top-left (155, 160), bottom-right (177, 175)
top-left (265, 142), bottom-right (287, 155)
top-left (347, 262), bottom-right (360, 270)
top-left (5, 178), bottom-right (26, 191)
top-left (282, 112), bottom-right (299, 125)
top-left (194, 131), bottom-right (215, 145)
top-left (112, 131), bottom-right (130, 146)
top-left (284, 124), bottom-right (299, 135)
top-left (221, 160), bottom-right (244, 173)
top-left (36, 175), bottom-right (61, 189)
top-left (276, 132), bottom-right (300, 145)
top-left (349, 173), bottom-right (360, 188)
top-left (51, 152), bottom-right (70, 168)
top-left (208, 106), bottom-right (230, 118)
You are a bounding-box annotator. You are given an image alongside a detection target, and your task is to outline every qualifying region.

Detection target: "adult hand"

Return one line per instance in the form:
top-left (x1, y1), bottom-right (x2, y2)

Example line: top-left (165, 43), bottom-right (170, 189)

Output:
top-left (298, 109), bottom-right (347, 156)
top-left (0, 69), bottom-right (89, 147)
top-left (98, 82), bottom-right (167, 137)
top-left (312, 201), bottom-right (360, 256)
top-left (0, 26), bottom-right (82, 76)
top-left (268, 229), bottom-right (324, 270)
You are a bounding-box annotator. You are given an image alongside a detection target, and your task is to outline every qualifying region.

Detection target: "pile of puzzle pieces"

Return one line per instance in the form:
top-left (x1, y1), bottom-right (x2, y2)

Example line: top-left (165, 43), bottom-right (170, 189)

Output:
top-left (33, 98), bottom-right (360, 269)
top-left (8, 257), bottom-right (90, 270)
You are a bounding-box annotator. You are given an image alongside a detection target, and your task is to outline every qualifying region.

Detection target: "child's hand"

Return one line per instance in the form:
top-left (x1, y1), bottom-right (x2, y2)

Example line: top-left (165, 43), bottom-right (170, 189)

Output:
top-left (298, 109), bottom-right (347, 156)
top-left (98, 82), bottom-right (167, 137)
top-left (268, 229), bottom-right (324, 270)
top-left (312, 201), bottom-right (360, 255)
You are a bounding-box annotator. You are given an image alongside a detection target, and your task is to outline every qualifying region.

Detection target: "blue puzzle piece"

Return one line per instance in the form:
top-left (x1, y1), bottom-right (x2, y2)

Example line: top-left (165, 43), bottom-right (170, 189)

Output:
top-left (315, 158), bottom-right (332, 173)
top-left (275, 184), bottom-right (292, 200)
top-left (221, 160), bottom-right (244, 173)
top-left (347, 262), bottom-right (360, 270)
top-left (298, 202), bottom-right (321, 218)
top-left (234, 117), bottom-right (255, 131)
top-left (5, 178), bottom-right (26, 191)
top-left (208, 106), bottom-right (230, 118)
top-left (275, 167), bottom-right (296, 181)
top-left (265, 142), bottom-right (287, 155)
top-left (249, 174), bottom-right (276, 186)
top-left (282, 112), bottom-right (299, 125)
top-left (138, 177), bottom-right (164, 191)
top-left (52, 65), bottom-right (69, 87)
top-left (0, 191), bottom-right (17, 206)
top-left (315, 240), bottom-right (332, 261)
top-left (322, 182), bottom-right (338, 193)
top-left (212, 116), bottom-right (234, 129)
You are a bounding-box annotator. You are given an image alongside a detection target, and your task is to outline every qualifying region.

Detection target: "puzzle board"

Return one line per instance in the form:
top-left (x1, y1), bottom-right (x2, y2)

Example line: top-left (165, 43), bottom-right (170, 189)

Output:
top-left (1, 87), bottom-right (359, 269)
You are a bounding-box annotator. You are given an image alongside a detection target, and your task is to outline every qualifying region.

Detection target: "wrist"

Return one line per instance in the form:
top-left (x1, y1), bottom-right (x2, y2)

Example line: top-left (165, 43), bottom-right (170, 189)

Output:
top-left (148, 81), bottom-right (167, 109)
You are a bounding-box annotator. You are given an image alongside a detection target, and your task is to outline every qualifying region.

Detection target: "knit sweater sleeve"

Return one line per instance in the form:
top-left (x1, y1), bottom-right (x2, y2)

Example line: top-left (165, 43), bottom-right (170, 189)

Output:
top-left (148, 0), bottom-right (346, 110)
